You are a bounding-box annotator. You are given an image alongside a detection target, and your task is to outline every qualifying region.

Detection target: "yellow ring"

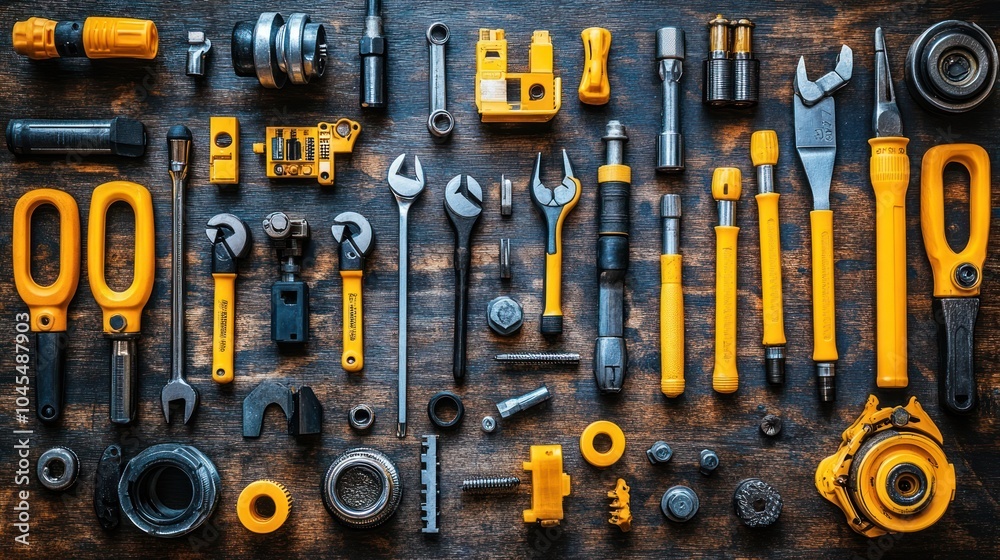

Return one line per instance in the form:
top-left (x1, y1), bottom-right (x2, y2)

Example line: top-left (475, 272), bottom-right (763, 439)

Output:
top-left (237, 480), bottom-right (292, 533)
top-left (579, 421), bottom-right (626, 467)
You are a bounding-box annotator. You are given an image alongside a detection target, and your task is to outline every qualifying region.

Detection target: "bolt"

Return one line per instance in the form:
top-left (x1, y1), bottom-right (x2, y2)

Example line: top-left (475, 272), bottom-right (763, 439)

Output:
top-left (760, 414), bottom-right (783, 437)
top-left (487, 296), bottom-right (523, 336)
top-left (646, 441), bottom-right (673, 464)
top-left (109, 314), bottom-right (127, 332)
top-left (462, 475), bottom-right (520, 494)
top-left (481, 415), bottom-right (497, 433)
top-left (661, 485), bottom-right (699, 522)
top-left (699, 449), bottom-right (719, 475)
top-left (890, 407), bottom-right (911, 427)
top-left (955, 263), bottom-right (979, 288)
top-left (264, 212), bottom-right (289, 235)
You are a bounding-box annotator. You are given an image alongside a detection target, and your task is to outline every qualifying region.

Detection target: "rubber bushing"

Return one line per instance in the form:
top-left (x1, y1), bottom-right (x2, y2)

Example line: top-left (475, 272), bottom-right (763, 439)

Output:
top-left (427, 391), bottom-right (464, 429)
top-left (237, 480), bottom-right (292, 534)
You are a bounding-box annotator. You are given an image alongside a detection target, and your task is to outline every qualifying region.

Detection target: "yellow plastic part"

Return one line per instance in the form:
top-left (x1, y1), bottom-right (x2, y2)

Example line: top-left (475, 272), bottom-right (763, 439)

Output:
top-left (607, 478), bottom-right (632, 532)
top-left (809, 209), bottom-right (838, 363)
top-left (341, 270), bottom-right (364, 372)
top-left (660, 254), bottom-right (684, 397)
top-left (211, 273), bottom-right (237, 384)
top-left (252, 119), bottom-right (361, 186)
top-left (578, 27), bottom-right (611, 105)
top-left (920, 144), bottom-right (991, 298)
top-left (712, 167), bottom-right (741, 394)
top-left (476, 29), bottom-right (562, 122)
top-left (237, 480), bottom-right (292, 534)
top-left (579, 420), bottom-right (626, 467)
top-left (87, 181), bottom-right (155, 334)
top-left (751, 131), bottom-right (786, 350)
top-left (12, 189), bottom-right (80, 333)
top-left (816, 395), bottom-right (956, 537)
top-left (210, 117), bottom-right (239, 185)
top-left (523, 445), bottom-right (571, 527)
top-left (12, 17), bottom-right (158, 60)
top-left (597, 163), bottom-right (630, 185)
top-left (541, 175), bottom-right (582, 326)
top-left (870, 136), bottom-right (911, 388)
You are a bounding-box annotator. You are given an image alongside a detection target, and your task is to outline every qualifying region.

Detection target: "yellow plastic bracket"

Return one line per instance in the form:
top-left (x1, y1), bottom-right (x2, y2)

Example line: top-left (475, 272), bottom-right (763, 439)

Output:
top-left (87, 181), bottom-right (155, 334)
top-left (252, 118), bottom-right (361, 185)
top-left (341, 269), bottom-right (364, 372)
top-left (660, 253), bottom-right (684, 397)
top-left (578, 27), bottom-right (611, 105)
top-left (810, 209), bottom-right (838, 363)
top-left (476, 29), bottom-right (561, 122)
top-left (920, 144), bottom-right (991, 298)
top-left (523, 444), bottom-right (571, 527)
top-left (210, 116), bottom-right (239, 185)
top-left (12, 189), bottom-right (81, 332)
top-left (212, 272), bottom-right (237, 384)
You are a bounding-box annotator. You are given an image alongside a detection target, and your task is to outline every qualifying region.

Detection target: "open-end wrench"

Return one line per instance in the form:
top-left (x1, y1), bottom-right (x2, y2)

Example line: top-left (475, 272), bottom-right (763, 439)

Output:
top-left (388, 153), bottom-right (425, 438)
top-left (206, 214), bottom-right (252, 384)
top-left (444, 175), bottom-right (483, 382)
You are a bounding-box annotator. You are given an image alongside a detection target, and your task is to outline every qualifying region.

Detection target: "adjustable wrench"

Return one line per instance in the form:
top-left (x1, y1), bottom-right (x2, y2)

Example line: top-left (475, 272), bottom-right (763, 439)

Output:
top-left (206, 214), bottom-right (252, 384)
top-left (444, 175), bottom-right (483, 382)
top-left (331, 212), bottom-right (375, 373)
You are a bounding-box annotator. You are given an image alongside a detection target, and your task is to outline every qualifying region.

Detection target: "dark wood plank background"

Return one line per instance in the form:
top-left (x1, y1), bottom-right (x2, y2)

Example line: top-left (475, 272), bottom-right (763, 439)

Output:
top-left (1, 0), bottom-right (998, 558)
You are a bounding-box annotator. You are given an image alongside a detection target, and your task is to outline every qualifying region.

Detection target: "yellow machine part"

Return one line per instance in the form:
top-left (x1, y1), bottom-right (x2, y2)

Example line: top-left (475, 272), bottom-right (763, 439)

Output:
top-left (579, 420), bottom-right (626, 467)
top-left (12, 16), bottom-right (158, 60)
top-left (607, 478), bottom-right (632, 532)
top-left (815, 395), bottom-right (956, 537)
top-left (237, 480), bottom-right (292, 534)
top-left (210, 117), bottom-right (239, 185)
top-left (476, 29), bottom-right (561, 122)
top-left (252, 119), bottom-right (361, 186)
top-left (523, 445), bottom-right (571, 527)
top-left (578, 27), bottom-right (611, 105)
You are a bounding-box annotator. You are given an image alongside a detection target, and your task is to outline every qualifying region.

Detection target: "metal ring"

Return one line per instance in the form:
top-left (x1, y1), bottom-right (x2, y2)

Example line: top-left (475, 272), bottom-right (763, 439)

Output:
top-left (253, 12), bottom-right (285, 89)
top-left (426, 22), bottom-right (450, 45)
top-left (427, 391), bottom-right (464, 429)
top-left (118, 444), bottom-right (221, 538)
top-left (283, 13), bottom-right (307, 84)
top-left (322, 448), bottom-right (401, 529)
top-left (349, 404), bottom-right (375, 431)
top-left (427, 110), bottom-right (455, 138)
top-left (37, 447), bottom-right (79, 491)
top-left (905, 20), bottom-right (998, 113)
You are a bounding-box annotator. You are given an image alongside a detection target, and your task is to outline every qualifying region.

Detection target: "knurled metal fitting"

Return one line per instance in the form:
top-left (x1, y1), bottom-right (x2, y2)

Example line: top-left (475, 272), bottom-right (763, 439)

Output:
top-left (731, 19), bottom-right (759, 107)
top-left (733, 478), bottom-right (783, 527)
top-left (703, 14), bottom-right (733, 106)
top-left (322, 447), bottom-right (402, 529)
top-left (487, 296), bottom-right (523, 336)
top-left (646, 441), bottom-right (673, 464)
top-left (699, 449), bottom-right (720, 475)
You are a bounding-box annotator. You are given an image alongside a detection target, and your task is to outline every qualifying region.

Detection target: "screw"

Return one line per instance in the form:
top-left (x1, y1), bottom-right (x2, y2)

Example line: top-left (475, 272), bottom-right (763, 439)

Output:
top-left (890, 407), bottom-right (910, 427)
top-left (481, 415), bottom-right (497, 433)
top-left (487, 296), bottom-right (523, 336)
top-left (955, 263), bottom-right (979, 288)
top-left (646, 441), bottom-right (673, 464)
top-left (661, 485), bottom-right (699, 522)
top-left (462, 475), bottom-right (521, 494)
top-left (494, 352), bottom-right (580, 365)
top-left (759, 414), bottom-right (783, 437)
top-left (109, 314), bottom-right (127, 332)
top-left (699, 449), bottom-right (719, 475)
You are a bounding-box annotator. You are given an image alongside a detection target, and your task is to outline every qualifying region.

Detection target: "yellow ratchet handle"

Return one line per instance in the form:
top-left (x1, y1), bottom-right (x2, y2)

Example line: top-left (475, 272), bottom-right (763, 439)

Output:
top-left (211, 272), bottom-right (237, 384)
top-left (341, 269), bottom-right (364, 372)
top-left (712, 168), bottom-right (741, 394)
top-left (869, 136), bottom-right (910, 388)
top-left (87, 181), bottom-right (155, 334)
top-left (751, 131), bottom-right (786, 352)
top-left (12, 189), bottom-right (81, 332)
top-left (660, 254), bottom-right (684, 397)
top-left (810, 209), bottom-right (838, 363)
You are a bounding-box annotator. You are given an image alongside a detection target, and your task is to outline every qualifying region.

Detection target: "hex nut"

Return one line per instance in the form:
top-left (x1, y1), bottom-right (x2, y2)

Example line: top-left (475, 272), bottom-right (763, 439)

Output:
top-left (646, 441), bottom-right (673, 464)
top-left (699, 449), bottom-right (719, 475)
top-left (37, 447), bottom-right (79, 491)
top-left (349, 404), bottom-right (375, 431)
top-left (487, 296), bottom-right (523, 336)
top-left (661, 485), bottom-right (699, 522)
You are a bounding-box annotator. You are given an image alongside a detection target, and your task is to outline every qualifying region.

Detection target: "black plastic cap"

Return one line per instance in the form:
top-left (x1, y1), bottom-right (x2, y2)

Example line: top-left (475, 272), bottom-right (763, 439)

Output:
top-left (167, 125), bottom-right (192, 141)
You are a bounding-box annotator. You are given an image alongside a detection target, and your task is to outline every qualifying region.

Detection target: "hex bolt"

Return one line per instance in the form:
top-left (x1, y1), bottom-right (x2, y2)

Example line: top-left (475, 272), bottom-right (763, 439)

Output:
top-left (646, 441), bottom-right (673, 464)
top-left (481, 415), bottom-right (498, 433)
top-left (890, 407), bottom-right (911, 427)
top-left (955, 263), bottom-right (979, 288)
top-left (661, 485), bottom-right (700, 522)
top-left (487, 296), bottom-right (523, 336)
top-left (699, 449), bottom-right (719, 475)
top-left (759, 414), bottom-right (783, 437)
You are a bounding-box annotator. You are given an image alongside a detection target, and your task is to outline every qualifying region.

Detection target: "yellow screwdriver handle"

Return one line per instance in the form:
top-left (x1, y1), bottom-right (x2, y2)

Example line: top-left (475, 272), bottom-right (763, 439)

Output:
top-left (211, 272), bottom-right (237, 384)
top-left (660, 253), bottom-right (684, 397)
top-left (341, 270), bottom-right (364, 372)
top-left (810, 210), bottom-right (839, 363)
top-left (757, 192), bottom-right (786, 349)
top-left (870, 136), bottom-right (910, 388)
top-left (713, 225), bottom-right (739, 393)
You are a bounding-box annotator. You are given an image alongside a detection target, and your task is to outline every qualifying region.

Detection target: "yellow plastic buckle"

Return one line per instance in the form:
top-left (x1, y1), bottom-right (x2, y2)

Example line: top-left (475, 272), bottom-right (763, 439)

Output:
top-left (476, 29), bottom-right (561, 122)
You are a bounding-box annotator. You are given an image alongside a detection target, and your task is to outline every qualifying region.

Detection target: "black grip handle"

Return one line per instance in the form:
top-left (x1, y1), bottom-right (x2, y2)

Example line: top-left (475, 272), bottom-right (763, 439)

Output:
top-left (36, 332), bottom-right (67, 423)
top-left (453, 243), bottom-right (471, 381)
top-left (934, 297), bottom-right (979, 414)
top-left (598, 180), bottom-right (631, 238)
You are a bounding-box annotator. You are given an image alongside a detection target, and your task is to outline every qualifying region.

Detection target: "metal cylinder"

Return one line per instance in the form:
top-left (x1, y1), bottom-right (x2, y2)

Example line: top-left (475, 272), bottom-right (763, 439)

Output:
top-left (731, 19), bottom-right (759, 107)
top-left (703, 15), bottom-right (732, 106)
top-left (661, 194), bottom-right (681, 255)
top-left (6, 117), bottom-right (147, 158)
top-left (427, 22), bottom-right (454, 138)
top-left (462, 475), bottom-right (521, 494)
top-left (656, 27), bottom-right (685, 172)
top-left (360, 0), bottom-right (387, 108)
top-left (496, 385), bottom-right (552, 418)
top-left (717, 200), bottom-right (736, 227)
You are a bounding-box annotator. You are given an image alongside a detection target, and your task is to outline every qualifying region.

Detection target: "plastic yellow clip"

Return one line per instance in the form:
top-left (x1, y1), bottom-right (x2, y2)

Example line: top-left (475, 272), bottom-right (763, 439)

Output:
top-left (607, 478), bottom-right (632, 532)
top-left (578, 27), bottom-right (611, 105)
top-left (523, 445), bottom-right (571, 527)
top-left (476, 29), bottom-right (561, 122)
top-left (210, 116), bottom-right (239, 185)
top-left (252, 118), bottom-right (361, 185)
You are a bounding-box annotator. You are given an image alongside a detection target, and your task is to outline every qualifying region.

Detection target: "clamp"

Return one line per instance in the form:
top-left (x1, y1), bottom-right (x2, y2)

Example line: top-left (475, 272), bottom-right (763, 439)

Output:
top-left (331, 212), bottom-right (375, 373)
top-left (444, 175), bottom-right (483, 381)
top-left (206, 214), bottom-right (252, 383)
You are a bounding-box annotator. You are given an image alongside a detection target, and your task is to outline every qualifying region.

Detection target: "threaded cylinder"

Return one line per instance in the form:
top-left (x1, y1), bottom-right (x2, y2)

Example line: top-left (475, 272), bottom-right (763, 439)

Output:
top-left (703, 58), bottom-right (733, 106)
top-left (494, 352), bottom-right (580, 365)
top-left (462, 476), bottom-right (521, 494)
top-left (733, 58), bottom-right (759, 107)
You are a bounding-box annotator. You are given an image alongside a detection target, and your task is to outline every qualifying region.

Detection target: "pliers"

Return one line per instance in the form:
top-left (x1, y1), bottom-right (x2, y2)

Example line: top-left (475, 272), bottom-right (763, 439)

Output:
top-left (530, 150), bottom-right (582, 336)
top-left (444, 175), bottom-right (483, 381)
top-left (332, 211), bottom-right (375, 373)
top-left (206, 214), bottom-right (252, 384)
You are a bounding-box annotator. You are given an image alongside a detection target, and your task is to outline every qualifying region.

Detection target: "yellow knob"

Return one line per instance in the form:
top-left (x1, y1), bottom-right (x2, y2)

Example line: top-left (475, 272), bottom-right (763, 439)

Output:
top-left (712, 167), bottom-right (742, 201)
top-left (751, 130), bottom-right (778, 166)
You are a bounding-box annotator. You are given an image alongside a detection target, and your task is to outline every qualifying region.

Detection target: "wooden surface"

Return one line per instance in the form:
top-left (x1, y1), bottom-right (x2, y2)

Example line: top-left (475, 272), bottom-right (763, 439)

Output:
top-left (1, 1), bottom-right (999, 558)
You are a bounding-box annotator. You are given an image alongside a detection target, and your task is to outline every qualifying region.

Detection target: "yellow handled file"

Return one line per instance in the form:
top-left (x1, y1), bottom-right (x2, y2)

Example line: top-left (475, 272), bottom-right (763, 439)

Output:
top-left (713, 225), bottom-right (740, 393)
top-left (342, 270), bottom-right (364, 372)
top-left (660, 254), bottom-right (684, 397)
top-left (212, 273), bottom-right (237, 384)
top-left (810, 210), bottom-right (838, 363)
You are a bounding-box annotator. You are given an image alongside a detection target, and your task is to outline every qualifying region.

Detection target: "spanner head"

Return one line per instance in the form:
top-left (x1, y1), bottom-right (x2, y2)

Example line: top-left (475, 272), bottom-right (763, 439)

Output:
top-left (161, 379), bottom-right (199, 425)
top-left (387, 153), bottom-right (426, 199)
top-left (206, 213), bottom-right (252, 258)
top-left (444, 175), bottom-right (483, 219)
top-left (794, 45), bottom-right (854, 106)
top-left (331, 211), bottom-right (375, 257)
top-left (530, 149), bottom-right (579, 207)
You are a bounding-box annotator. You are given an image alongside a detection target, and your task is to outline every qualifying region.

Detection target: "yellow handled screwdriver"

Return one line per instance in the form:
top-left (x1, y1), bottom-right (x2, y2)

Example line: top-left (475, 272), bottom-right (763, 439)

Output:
top-left (660, 194), bottom-right (684, 397)
top-left (712, 167), bottom-right (741, 394)
top-left (870, 27), bottom-right (910, 388)
top-left (206, 214), bottom-right (252, 384)
top-left (751, 131), bottom-right (786, 385)
top-left (332, 212), bottom-right (375, 373)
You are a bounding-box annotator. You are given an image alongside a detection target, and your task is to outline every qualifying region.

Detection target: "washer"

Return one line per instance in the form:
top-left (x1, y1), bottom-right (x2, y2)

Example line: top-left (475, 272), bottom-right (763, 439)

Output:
top-left (579, 420), bottom-right (626, 467)
top-left (427, 391), bottom-right (464, 430)
top-left (37, 447), bottom-right (79, 491)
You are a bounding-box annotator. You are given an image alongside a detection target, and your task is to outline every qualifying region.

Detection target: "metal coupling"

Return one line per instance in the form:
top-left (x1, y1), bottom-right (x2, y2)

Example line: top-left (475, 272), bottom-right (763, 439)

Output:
top-left (494, 352), bottom-right (580, 365)
top-left (232, 12), bottom-right (327, 88)
top-left (186, 31), bottom-right (211, 77)
top-left (263, 212), bottom-right (310, 281)
top-left (703, 15), bottom-right (732, 106)
top-left (646, 441), bottom-right (673, 464)
top-left (734, 478), bottom-right (783, 527)
top-left (699, 449), bottom-right (720, 475)
top-left (427, 22), bottom-right (454, 138)
top-left (905, 20), bottom-right (998, 114)
top-left (360, 0), bottom-right (387, 109)
top-left (496, 384), bottom-right (552, 418)
top-left (487, 296), bottom-right (523, 336)
top-left (656, 27), bottom-right (685, 172)
top-left (348, 404), bottom-right (375, 431)
top-left (118, 444), bottom-right (221, 537)
top-left (37, 447), bottom-right (79, 491)
top-left (322, 448), bottom-right (402, 529)
top-left (731, 19), bottom-right (759, 107)
top-left (661, 485), bottom-right (699, 522)
top-left (462, 475), bottom-right (521, 494)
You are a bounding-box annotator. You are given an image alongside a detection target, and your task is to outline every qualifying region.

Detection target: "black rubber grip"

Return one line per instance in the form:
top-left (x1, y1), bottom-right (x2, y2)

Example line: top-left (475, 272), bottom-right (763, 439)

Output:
top-left (36, 332), bottom-right (67, 423)
top-left (935, 297), bottom-right (979, 414)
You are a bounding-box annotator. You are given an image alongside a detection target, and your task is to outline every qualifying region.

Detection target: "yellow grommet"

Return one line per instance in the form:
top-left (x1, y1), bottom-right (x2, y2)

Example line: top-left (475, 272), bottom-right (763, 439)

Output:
top-left (579, 420), bottom-right (626, 467)
top-left (237, 479), bottom-right (292, 534)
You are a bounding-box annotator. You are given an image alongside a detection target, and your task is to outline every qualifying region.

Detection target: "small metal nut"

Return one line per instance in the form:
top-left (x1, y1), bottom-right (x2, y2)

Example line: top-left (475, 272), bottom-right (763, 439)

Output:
top-left (349, 404), bottom-right (375, 431)
top-left (760, 414), bottom-right (783, 437)
top-left (487, 296), bottom-right (523, 336)
top-left (661, 485), bottom-right (699, 522)
top-left (481, 415), bottom-right (497, 433)
top-left (37, 447), bottom-right (79, 491)
top-left (646, 441), bottom-right (673, 464)
top-left (699, 449), bottom-right (719, 476)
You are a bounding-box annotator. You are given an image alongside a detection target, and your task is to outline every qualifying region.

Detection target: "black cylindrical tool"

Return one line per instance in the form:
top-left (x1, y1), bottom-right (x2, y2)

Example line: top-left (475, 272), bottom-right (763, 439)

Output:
top-left (360, 0), bottom-right (387, 109)
top-left (6, 117), bottom-right (146, 157)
